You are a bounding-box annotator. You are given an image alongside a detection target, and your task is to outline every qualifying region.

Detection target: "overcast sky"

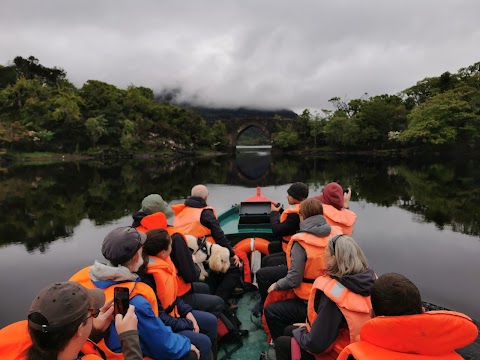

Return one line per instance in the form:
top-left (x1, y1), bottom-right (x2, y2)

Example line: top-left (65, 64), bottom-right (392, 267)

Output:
top-left (1, 0), bottom-right (479, 111)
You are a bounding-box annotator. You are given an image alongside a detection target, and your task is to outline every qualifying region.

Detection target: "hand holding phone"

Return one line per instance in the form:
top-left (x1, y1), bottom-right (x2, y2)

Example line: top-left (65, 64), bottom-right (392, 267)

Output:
top-left (115, 305), bottom-right (137, 335)
top-left (114, 287), bottom-right (130, 317)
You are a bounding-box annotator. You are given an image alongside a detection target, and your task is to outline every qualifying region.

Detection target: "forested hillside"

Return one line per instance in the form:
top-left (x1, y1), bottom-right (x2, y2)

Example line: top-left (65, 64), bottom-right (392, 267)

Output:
top-left (289, 62), bottom-right (480, 152)
top-left (0, 56), bottom-right (229, 154)
top-left (1, 56), bottom-right (479, 154)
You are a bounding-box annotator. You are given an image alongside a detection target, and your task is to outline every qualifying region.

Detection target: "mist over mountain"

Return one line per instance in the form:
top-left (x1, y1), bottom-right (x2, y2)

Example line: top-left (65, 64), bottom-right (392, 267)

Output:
top-left (155, 88), bottom-right (297, 122)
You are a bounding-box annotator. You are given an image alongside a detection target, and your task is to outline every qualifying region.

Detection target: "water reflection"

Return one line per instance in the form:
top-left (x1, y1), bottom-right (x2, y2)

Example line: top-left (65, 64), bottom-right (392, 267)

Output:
top-left (235, 149), bottom-right (272, 182)
top-left (1, 154), bottom-right (479, 252)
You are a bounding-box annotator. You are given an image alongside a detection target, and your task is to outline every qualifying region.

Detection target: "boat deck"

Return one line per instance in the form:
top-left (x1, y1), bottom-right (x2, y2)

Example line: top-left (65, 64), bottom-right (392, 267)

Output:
top-left (218, 291), bottom-right (274, 360)
top-left (217, 291), bottom-right (480, 360)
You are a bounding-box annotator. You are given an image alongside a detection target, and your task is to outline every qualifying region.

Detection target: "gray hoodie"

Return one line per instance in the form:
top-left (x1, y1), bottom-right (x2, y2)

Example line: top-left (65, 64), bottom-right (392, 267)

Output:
top-left (275, 215), bottom-right (331, 291)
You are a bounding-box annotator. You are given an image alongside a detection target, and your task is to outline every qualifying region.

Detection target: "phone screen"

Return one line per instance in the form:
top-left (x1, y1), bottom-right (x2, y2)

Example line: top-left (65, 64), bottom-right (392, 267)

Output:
top-left (114, 287), bottom-right (129, 316)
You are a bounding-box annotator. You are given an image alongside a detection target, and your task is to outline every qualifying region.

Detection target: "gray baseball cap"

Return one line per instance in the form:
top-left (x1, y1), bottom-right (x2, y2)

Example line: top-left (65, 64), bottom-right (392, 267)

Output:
top-left (28, 281), bottom-right (104, 333)
top-left (102, 226), bottom-right (147, 266)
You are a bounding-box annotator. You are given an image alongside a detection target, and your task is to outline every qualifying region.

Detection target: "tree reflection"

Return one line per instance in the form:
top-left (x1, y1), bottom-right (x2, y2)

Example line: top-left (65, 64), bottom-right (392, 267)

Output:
top-left (0, 154), bottom-right (478, 251)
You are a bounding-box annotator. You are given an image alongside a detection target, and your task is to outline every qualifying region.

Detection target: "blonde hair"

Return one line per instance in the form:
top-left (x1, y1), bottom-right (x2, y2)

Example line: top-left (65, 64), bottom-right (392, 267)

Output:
top-left (299, 198), bottom-right (323, 219)
top-left (326, 235), bottom-right (369, 278)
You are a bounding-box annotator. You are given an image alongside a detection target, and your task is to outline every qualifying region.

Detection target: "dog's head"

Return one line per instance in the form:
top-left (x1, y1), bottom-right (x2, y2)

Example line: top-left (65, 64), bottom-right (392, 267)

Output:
top-left (208, 245), bottom-right (231, 273)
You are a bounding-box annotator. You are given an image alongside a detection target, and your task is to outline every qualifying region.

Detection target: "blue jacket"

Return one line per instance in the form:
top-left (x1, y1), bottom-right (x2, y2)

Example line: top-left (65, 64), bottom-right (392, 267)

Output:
top-left (92, 276), bottom-right (191, 360)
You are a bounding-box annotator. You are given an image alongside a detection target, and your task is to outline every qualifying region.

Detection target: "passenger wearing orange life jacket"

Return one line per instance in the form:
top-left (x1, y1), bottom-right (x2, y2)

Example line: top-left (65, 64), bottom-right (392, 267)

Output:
top-left (0, 281), bottom-right (143, 360)
top-left (132, 194), bottom-right (225, 317)
top-left (262, 182), bottom-right (309, 268)
top-left (262, 199), bottom-right (343, 339)
top-left (314, 183), bottom-right (356, 236)
top-left (172, 184), bottom-right (243, 303)
top-left (71, 226), bottom-right (199, 360)
top-left (337, 273), bottom-right (478, 360)
top-left (137, 229), bottom-right (217, 360)
top-left (258, 198), bottom-right (335, 312)
top-left (274, 235), bottom-right (375, 360)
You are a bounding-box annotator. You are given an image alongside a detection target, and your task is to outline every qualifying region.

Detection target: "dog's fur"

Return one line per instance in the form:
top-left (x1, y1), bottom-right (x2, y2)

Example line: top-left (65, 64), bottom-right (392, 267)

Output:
top-left (186, 235), bottom-right (231, 280)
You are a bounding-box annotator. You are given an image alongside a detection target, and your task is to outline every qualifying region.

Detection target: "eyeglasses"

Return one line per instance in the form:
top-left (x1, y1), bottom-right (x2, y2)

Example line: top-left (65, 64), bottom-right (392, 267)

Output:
top-left (330, 235), bottom-right (342, 256)
top-left (86, 308), bottom-right (100, 320)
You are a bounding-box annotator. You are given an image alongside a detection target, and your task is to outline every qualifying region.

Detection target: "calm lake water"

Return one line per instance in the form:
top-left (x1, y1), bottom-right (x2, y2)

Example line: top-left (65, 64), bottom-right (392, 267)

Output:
top-left (0, 151), bottom-right (479, 327)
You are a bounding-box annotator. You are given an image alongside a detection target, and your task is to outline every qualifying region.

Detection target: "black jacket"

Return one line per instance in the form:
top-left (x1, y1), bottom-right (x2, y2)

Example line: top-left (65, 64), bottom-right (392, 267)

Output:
top-left (171, 232), bottom-right (201, 282)
top-left (293, 268), bottom-right (376, 354)
top-left (184, 196), bottom-right (235, 257)
top-left (270, 210), bottom-right (301, 239)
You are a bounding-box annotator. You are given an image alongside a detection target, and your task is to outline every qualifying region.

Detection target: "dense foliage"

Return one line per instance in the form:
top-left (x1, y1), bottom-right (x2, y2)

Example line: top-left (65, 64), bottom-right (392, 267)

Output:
top-left (1, 56), bottom-right (479, 153)
top-left (278, 61), bottom-right (480, 152)
top-left (0, 56), bottom-right (228, 153)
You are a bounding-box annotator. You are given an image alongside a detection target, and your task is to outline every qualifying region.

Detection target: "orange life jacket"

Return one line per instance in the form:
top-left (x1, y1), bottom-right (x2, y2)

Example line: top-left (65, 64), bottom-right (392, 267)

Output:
top-left (172, 204), bottom-right (217, 243)
top-left (279, 204), bottom-right (301, 251)
top-left (304, 276), bottom-right (371, 359)
top-left (69, 266), bottom-right (158, 360)
top-left (146, 255), bottom-right (180, 317)
top-left (135, 216), bottom-right (193, 297)
top-left (0, 320), bottom-right (104, 360)
top-left (286, 226), bottom-right (343, 300)
top-left (322, 205), bottom-right (356, 236)
top-left (337, 310), bottom-right (478, 360)
top-left (135, 212), bottom-right (168, 233)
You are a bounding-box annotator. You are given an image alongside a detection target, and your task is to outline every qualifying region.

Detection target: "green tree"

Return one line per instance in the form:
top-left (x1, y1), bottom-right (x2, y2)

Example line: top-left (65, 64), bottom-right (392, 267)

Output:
top-left (13, 56), bottom-right (66, 85)
top-left (273, 124), bottom-right (300, 149)
top-left (296, 109), bottom-right (312, 141)
top-left (80, 80), bottom-right (125, 146)
top-left (85, 115), bottom-right (108, 147)
top-left (399, 87), bottom-right (480, 146)
top-left (0, 121), bottom-right (28, 148)
top-left (324, 112), bottom-right (359, 147)
top-left (0, 65), bottom-right (16, 90)
top-left (47, 89), bottom-right (84, 151)
top-left (353, 95), bottom-right (407, 149)
top-left (120, 119), bottom-right (138, 150)
top-left (210, 121), bottom-right (228, 149)
top-left (310, 111), bottom-right (329, 147)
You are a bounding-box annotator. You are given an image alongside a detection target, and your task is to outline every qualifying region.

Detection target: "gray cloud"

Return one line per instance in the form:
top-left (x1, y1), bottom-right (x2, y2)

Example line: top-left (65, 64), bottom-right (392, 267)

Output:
top-left (1, 0), bottom-right (479, 110)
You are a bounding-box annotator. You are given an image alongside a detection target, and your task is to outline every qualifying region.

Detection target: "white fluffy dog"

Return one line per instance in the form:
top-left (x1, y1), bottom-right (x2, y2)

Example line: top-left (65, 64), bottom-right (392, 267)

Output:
top-left (186, 235), bottom-right (231, 280)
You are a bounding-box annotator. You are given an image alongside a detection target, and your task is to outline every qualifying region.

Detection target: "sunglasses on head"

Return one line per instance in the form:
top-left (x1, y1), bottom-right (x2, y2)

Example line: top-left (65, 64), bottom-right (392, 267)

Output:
top-left (330, 235), bottom-right (343, 256)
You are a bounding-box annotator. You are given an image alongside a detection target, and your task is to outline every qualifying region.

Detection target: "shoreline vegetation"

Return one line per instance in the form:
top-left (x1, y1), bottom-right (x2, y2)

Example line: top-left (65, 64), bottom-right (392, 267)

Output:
top-left (1, 144), bottom-right (477, 165)
top-left (1, 56), bottom-right (480, 159)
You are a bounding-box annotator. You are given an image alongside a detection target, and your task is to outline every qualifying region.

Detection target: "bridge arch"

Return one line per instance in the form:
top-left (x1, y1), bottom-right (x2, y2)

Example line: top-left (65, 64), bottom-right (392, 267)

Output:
top-left (230, 122), bottom-right (271, 148)
top-left (217, 117), bottom-right (301, 150)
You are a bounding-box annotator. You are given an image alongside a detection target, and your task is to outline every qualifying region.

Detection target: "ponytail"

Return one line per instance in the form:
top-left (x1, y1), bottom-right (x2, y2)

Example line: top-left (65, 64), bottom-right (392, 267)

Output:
top-left (27, 312), bottom-right (87, 360)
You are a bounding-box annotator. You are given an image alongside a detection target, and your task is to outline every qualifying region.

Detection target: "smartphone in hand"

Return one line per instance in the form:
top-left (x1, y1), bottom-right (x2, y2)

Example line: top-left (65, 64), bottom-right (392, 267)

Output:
top-left (114, 287), bottom-right (129, 317)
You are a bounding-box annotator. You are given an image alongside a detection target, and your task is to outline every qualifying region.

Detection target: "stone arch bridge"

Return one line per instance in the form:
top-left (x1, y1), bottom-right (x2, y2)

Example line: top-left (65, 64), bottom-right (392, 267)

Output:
top-left (212, 117), bottom-right (301, 151)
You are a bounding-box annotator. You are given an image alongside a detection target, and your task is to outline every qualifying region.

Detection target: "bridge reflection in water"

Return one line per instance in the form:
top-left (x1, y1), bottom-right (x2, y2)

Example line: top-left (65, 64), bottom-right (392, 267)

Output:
top-left (235, 146), bottom-right (272, 183)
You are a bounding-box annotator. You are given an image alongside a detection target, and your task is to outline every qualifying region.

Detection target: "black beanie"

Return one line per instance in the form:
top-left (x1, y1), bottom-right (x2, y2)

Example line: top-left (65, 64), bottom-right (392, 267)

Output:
top-left (287, 182), bottom-right (309, 201)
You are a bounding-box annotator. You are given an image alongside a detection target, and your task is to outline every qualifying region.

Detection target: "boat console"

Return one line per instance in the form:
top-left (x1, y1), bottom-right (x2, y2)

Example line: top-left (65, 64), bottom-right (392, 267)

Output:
top-left (238, 201), bottom-right (271, 225)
